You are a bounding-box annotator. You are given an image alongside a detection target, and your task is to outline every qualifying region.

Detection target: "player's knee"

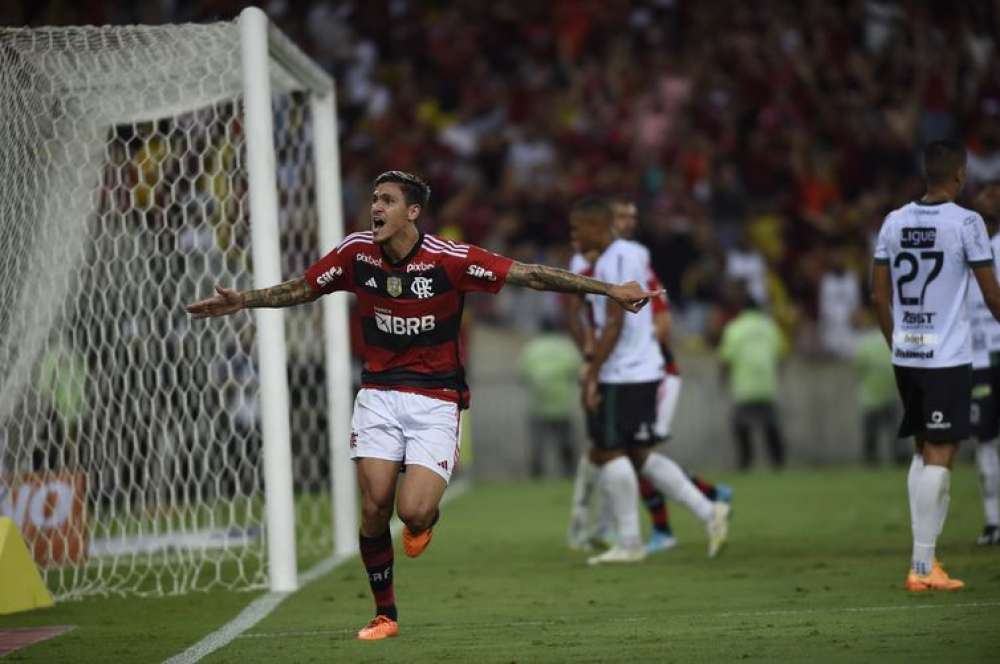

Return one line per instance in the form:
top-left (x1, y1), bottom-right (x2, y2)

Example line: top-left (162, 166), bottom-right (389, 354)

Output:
top-left (396, 501), bottom-right (436, 532)
top-left (923, 442), bottom-right (957, 468)
top-left (360, 494), bottom-right (393, 528)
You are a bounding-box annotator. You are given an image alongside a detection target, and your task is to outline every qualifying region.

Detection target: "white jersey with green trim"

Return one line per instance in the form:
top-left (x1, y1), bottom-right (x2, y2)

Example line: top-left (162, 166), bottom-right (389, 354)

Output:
top-left (586, 239), bottom-right (664, 383)
top-left (874, 200), bottom-right (993, 368)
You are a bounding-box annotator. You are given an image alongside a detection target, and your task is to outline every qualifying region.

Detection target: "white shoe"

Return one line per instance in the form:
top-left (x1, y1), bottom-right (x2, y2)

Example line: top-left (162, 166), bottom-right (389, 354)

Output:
top-left (587, 544), bottom-right (646, 566)
top-left (706, 501), bottom-right (731, 558)
top-left (567, 511), bottom-right (590, 551)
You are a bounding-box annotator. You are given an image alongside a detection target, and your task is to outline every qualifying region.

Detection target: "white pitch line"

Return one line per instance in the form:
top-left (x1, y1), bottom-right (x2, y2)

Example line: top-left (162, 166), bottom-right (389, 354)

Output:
top-left (234, 600), bottom-right (1000, 641)
top-left (163, 479), bottom-right (470, 664)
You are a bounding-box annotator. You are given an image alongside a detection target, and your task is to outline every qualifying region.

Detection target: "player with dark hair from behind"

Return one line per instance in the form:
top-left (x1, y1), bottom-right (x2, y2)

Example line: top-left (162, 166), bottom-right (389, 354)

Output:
top-left (187, 171), bottom-right (659, 640)
top-left (872, 141), bottom-right (1000, 591)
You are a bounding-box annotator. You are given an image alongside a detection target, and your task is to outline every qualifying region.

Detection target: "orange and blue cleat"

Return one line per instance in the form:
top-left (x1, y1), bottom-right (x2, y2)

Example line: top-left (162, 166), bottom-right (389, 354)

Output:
top-left (904, 561), bottom-right (965, 592)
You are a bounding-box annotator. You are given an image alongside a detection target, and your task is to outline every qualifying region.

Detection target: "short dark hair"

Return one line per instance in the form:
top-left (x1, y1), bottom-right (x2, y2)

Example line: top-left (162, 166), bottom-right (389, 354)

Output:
top-left (922, 140), bottom-right (966, 185)
top-left (374, 170), bottom-right (431, 209)
top-left (570, 195), bottom-right (612, 223)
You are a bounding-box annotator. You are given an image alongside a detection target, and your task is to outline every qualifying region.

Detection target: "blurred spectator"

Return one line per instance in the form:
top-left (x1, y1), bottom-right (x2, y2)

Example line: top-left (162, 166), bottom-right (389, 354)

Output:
top-left (24, 0), bottom-right (1000, 345)
top-left (718, 281), bottom-right (787, 470)
top-left (725, 231), bottom-right (769, 308)
top-left (517, 320), bottom-right (582, 478)
top-left (852, 311), bottom-right (905, 465)
top-left (818, 242), bottom-right (862, 358)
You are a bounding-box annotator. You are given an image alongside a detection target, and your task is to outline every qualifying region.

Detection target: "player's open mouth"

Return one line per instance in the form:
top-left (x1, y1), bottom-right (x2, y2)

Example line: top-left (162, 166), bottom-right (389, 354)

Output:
top-left (372, 218), bottom-right (385, 232)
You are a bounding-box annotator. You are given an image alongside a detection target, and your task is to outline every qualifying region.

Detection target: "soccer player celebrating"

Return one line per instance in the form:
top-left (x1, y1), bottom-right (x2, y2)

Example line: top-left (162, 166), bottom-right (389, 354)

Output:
top-left (186, 171), bottom-right (658, 640)
top-left (871, 142), bottom-right (1000, 591)
top-left (567, 197), bottom-right (730, 565)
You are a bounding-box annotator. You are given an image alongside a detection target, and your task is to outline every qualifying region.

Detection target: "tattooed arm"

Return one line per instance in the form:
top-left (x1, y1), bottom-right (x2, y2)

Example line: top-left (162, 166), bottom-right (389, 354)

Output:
top-left (506, 262), bottom-right (659, 313)
top-left (186, 278), bottom-right (320, 319)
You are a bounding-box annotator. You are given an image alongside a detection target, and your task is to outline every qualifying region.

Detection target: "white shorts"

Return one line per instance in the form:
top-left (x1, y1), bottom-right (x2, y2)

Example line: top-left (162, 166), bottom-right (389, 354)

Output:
top-left (350, 388), bottom-right (462, 483)
top-left (653, 374), bottom-right (683, 440)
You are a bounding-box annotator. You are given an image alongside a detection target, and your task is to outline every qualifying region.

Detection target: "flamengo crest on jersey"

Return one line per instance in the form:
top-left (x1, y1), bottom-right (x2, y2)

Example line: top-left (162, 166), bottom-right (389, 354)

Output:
top-left (874, 201), bottom-right (993, 368)
top-left (585, 239), bottom-right (664, 383)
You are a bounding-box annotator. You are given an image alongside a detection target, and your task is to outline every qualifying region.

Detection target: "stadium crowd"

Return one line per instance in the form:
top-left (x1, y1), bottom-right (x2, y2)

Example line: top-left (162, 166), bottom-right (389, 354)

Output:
top-left (10, 0), bottom-right (1000, 352)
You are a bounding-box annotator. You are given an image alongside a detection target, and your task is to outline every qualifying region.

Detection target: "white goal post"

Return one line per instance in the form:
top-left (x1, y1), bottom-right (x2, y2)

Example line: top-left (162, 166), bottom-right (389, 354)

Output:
top-left (0, 7), bottom-right (356, 598)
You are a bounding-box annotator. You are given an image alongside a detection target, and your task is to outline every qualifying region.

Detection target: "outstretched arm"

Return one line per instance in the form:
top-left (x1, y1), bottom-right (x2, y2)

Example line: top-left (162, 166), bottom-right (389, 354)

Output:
top-left (186, 278), bottom-right (320, 319)
top-left (506, 262), bottom-right (659, 313)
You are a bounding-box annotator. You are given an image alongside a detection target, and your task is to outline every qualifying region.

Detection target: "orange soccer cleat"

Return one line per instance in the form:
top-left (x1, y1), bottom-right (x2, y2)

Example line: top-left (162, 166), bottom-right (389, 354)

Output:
top-left (357, 615), bottom-right (399, 640)
top-left (402, 525), bottom-right (433, 558)
top-left (904, 561), bottom-right (965, 592)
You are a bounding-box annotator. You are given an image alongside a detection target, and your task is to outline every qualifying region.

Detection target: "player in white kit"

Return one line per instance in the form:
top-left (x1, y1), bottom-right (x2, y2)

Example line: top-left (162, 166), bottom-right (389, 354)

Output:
top-left (568, 197), bottom-right (730, 564)
top-left (973, 183), bottom-right (1000, 545)
top-left (566, 199), bottom-right (730, 553)
top-left (872, 141), bottom-right (1000, 591)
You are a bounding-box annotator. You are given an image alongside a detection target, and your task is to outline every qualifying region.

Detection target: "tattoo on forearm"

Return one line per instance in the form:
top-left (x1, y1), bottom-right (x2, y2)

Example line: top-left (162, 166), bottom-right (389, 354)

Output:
top-left (508, 263), bottom-right (610, 295)
top-left (242, 278), bottom-right (316, 308)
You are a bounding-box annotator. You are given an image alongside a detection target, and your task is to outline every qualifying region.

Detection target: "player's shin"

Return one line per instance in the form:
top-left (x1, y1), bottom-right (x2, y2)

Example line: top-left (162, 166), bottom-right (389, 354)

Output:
top-left (601, 456), bottom-right (642, 549)
top-left (568, 456), bottom-right (598, 547)
top-left (907, 453), bottom-right (925, 532)
top-left (360, 530), bottom-right (397, 620)
top-left (912, 465), bottom-right (948, 576)
top-left (640, 452), bottom-right (713, 522)
top-left (976, 440), bottom-right (1000, 527)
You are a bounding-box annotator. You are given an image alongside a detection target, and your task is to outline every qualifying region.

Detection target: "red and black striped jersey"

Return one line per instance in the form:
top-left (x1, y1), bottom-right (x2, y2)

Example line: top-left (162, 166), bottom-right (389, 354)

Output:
top-left (304, 231), bottom-right (513, 407)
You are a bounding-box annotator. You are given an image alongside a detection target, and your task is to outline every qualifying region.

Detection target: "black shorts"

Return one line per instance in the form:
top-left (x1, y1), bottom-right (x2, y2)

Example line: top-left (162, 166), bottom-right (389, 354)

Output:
top-left (971, 368), bottom-right (999, 442)
top-left (586, 381), bottom-right (659, 450)
top-left (893, 364), bottom-right (971, 443)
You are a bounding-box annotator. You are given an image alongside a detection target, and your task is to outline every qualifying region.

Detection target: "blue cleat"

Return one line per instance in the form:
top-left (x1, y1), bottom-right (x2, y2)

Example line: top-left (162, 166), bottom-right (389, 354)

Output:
top-left (715, 484), bottom-right (734, 503)
top-left (645, 529), bottom-right (678, 554)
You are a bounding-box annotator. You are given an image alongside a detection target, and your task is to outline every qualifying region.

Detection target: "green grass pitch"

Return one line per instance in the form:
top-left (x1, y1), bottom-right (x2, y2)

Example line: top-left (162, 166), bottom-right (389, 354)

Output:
top-left (2, 466), bottom-right (999, 662)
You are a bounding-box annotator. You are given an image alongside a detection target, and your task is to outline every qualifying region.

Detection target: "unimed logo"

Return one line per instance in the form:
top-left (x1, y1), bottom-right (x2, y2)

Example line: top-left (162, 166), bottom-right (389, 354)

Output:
top-left (374, 312), bottom-right (436, 336)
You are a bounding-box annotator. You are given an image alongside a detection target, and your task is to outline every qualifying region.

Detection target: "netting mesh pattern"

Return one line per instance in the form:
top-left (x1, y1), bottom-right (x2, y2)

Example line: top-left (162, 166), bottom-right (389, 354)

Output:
top-left (0, 23), bottom-right (331, 598)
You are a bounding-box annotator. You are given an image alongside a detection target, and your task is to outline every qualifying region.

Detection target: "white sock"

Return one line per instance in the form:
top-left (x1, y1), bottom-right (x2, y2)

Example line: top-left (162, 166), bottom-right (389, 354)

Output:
top-left (907, 454), bottom-right (924, 531)
top-left (595, 480), bottom-right (615, 536)
top-left (640, 452), bottom-right (713, 523)
top-left (935, 469), bottom-right (951, 538)
top-left (912, 465), bottom-right (948, 576)
top-left (976, 440), bottom-right (1000, 526)
top-left (571, 456), bottom-right (597, 516)
top-left (600, 456), bottom-right (641, 549)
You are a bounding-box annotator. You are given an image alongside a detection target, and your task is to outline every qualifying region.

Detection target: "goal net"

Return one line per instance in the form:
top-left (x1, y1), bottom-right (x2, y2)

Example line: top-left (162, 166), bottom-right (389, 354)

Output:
top-left (0, 11), bottom-right (353, 599)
